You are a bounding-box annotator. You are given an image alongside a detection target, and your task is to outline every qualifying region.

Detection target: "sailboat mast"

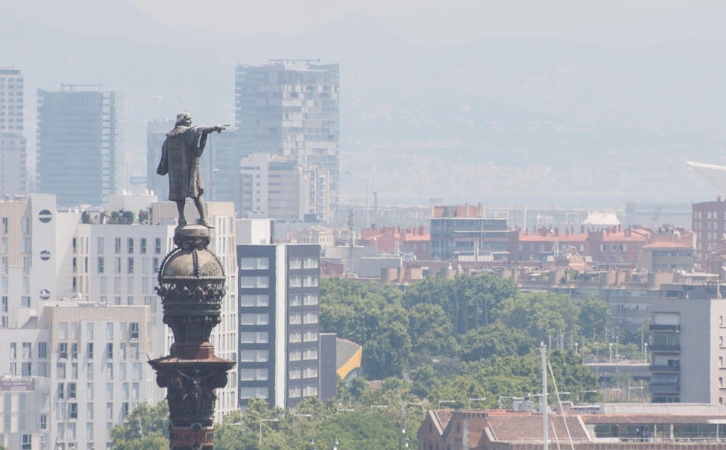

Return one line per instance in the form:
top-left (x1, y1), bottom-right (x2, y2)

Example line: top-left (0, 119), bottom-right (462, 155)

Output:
top-left (542, 342), bottom-right (548, 450)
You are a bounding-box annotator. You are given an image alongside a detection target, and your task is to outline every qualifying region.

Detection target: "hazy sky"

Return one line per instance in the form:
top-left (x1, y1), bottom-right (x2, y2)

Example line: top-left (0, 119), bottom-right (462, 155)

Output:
top-left (132, 0), bottom-right (726, 46)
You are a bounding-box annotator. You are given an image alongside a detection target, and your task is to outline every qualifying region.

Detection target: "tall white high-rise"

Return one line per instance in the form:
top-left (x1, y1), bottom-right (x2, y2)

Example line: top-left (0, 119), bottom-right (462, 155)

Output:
top-left (235, 61), bottom-right (339, 223)
top-left (0, 68), bottom-right (27, 197)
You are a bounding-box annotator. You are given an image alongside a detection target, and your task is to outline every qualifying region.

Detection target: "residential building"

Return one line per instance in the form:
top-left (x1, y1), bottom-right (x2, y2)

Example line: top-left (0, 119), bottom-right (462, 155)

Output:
top-left (0, 194), bottom-right (239, 448)
top-left (235, 61), bottom-right (339, 223)
top-left (0, 68), bottom-right (27, 197)
top-left (236, 218), bottom-right (274, 246)
top-left (236, 243), bottom-right (323, 409)
top-left (647, 292), bottom-right (726, 404)
top-left (692, 198), bottom-right (726, 273)
top-left (430, 205), bottom-right (509, 260)
top-left (45, 302), bottom-right (154, 450)
top-left (240, 153), bottom-right (306, 221)
top-left (359, 226), bottom-right (431, 260)
top-left (36, 84), bottom-right (122, 207)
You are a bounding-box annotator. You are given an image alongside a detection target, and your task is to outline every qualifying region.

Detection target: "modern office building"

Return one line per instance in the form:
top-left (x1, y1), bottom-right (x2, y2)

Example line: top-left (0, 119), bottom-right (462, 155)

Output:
top-left (36, 85), bottom-right (122, 207)
top-left (235, 61), bottom-right (339, 223)
top-left (0, 68), bottom-right (27, 197)
top-left (236, 243), bottom-right (322, 409)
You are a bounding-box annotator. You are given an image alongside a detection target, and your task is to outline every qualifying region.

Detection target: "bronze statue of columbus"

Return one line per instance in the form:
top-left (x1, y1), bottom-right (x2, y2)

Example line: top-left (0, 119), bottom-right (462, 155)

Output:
top-left (156, 111), bottom-right (225, 228)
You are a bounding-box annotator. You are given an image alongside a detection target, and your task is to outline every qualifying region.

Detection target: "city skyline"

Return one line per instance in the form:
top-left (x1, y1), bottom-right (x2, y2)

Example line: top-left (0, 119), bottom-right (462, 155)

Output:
top-left (3, 2), bottom-right (726, 209)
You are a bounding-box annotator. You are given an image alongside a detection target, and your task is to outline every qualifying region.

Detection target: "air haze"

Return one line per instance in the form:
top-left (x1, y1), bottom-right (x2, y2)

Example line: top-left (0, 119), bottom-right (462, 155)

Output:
top-left (2, 0), bottom-right (726, 206)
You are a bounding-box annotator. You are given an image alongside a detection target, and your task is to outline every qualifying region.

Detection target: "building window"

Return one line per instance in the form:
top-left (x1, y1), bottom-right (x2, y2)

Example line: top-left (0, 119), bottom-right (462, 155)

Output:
top-left (58, 342), bottom-right (68, 359)
top-left (303, 312), bottom-right (318, 324)
top-left (240, 294), bottom-right (269, 307)
top-left (98, 257), bottom-right (105, 273)
top-left (239, 350), bottom-right (269, 362)
top-left (240, 368), bottom-right (269, 381)
top-left (240, 331), bottom-right (269, 344)
top-left (106, 343), bottom-right (113, 359)
top-left (239, 257), bottom-right (270, 270)
top-left (240, 313), bottom-right (269, 326)
top-left (130, 322), bottom-right (139, 339)
top-left (239, 387), bottom-right (268, 399)
top-left (38, 342), bottom-right (47, 359)
top-left (127, 238), bottom-right (134, 254)
top-left (87, 343), bottom-right (94, 359)
top-left (303, 294), bottom-right (318, 306)
top-left (303, 330), bottom-right (318, 342)
top-left (239, 276), bottom-right (269, 288)
top-left (115, 238), bottom-right (121, 254)
top-left (303, 257), bottom-right (318, 269)
top-left (154, 238), bottom-right (161, 254)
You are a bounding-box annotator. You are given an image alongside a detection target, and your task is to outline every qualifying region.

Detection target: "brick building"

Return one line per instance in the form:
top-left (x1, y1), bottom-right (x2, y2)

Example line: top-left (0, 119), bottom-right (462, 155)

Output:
top-left (418, 404), bottom-right (726, 449)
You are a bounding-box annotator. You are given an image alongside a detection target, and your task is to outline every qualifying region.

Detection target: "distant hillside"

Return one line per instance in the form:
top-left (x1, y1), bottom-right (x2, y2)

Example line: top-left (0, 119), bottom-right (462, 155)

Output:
top-left (1, 4), bottom-right (724, 207)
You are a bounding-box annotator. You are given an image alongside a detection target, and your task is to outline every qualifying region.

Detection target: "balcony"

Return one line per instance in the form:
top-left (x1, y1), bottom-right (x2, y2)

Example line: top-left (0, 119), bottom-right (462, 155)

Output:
top-left (649, 364), bottom-right (680, 373)
top-left (650, 383), bottom-right (680, 394)
top-left (650, 324), bottom-right (680, 332)
top-left (649, 343), bottom-right (681, 352)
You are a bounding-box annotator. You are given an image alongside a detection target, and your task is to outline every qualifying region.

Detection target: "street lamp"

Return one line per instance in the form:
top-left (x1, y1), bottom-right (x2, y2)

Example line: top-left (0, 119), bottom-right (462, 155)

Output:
top-left (468, 397), bottom-right (487, 409)
top-left (258, 418), bottom-right (279, 446)
top-left (292, 412), bottom-right (311, 426)
top-left (609, 342), bottom-right (613, 363)
top-left (438, 399), bottom-right (456, 409)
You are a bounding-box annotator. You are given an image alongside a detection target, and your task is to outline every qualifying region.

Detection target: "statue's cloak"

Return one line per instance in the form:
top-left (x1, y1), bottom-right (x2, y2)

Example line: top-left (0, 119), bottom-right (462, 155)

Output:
top-left (156, 126), bottom-right (209, 201)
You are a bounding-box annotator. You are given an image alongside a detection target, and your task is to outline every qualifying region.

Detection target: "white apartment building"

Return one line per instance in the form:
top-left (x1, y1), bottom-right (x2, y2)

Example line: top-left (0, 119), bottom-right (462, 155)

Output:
top-left (240, 153), bottom-right (306, 222)
top-left (0, 194), bottom-right (239, 448)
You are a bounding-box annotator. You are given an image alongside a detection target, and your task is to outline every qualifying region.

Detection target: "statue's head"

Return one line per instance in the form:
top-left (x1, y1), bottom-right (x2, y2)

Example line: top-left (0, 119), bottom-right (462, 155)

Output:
top-left (175, 111), bottom-right (192, 127)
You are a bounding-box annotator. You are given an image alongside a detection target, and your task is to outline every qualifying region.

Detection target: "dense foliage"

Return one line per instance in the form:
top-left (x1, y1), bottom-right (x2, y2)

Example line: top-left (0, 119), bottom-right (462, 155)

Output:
top-left (320, 274), bottom-right (609, 404)
top-left (110, 401), bottom-right (170, 450)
